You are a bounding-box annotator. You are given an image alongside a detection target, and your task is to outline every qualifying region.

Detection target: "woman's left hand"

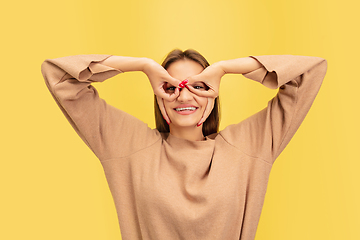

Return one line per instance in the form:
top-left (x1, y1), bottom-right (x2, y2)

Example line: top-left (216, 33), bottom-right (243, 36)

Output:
top-left (185, 62), bottom-right (225, 127)
top-left (186, 61), bottom-right (226, 98)
top-left (197, 97), bottom-right (215, 127)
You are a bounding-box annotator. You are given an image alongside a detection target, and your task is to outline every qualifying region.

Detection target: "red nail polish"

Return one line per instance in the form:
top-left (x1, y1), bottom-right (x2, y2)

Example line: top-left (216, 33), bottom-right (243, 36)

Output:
top-left (197, 123), bottom-right (202, 127)
top-left (162, 116), bottom-right (169, 125)
top-left (179, 79), bottom-right (188, 88)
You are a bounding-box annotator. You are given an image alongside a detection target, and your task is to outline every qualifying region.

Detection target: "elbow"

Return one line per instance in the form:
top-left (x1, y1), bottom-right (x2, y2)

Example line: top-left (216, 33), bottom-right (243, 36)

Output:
top-left (317, 58), bottom-right (328, 80)
top-left (41, 60), bottom-right (67, 90)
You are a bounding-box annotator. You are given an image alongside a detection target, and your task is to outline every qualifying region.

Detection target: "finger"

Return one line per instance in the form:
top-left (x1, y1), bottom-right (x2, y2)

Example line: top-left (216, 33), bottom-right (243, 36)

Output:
top-left (156, 96), bottom-right (171, 124)
top-left (155, 85), bottom-right (180, 101)
top-left (197, 97), bottom-right (215, 127)
top-left (178, 79), bottom-right (189, 88)
top-left (166, 76), bottom-right (182, 89)
top-left (166, 86), bottom-right (180, 101)
top-left (186, 85), bottom-right (218, 98)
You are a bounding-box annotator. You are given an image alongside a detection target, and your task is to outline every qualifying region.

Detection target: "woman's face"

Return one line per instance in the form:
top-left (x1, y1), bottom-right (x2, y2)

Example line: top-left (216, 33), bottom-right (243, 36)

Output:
top-left (163, 59), bottom-right (209, 129)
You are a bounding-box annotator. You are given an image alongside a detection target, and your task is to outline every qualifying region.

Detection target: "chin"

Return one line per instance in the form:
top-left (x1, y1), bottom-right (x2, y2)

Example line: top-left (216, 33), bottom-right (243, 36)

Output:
top-left (169, 114), bottom-right (201, 127)
top-left (170, 120), bottom-right (199, 128)
top-left (172, 123), bottom-right (198, 128)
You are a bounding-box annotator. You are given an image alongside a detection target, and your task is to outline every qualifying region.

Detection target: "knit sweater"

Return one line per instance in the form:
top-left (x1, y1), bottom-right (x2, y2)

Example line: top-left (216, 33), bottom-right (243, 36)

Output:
top-left (41, 54), bottom-right (327, 240)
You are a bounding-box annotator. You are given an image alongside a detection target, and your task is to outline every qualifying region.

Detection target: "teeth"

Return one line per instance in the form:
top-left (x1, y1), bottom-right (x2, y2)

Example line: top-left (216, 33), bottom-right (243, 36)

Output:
top-left (175, 107), bottom-right (196, 111)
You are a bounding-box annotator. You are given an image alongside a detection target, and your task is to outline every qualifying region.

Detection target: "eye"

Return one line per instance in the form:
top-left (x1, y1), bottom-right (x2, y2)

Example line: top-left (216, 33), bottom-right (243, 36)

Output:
top-left (193, 85), bottom-right (204, 90)
top-left (166, 86), bottom-right (176, 92)
top-left (164, 83), bottom-right (176, 93)
top-left (191, 82), bottom-right (209, 91)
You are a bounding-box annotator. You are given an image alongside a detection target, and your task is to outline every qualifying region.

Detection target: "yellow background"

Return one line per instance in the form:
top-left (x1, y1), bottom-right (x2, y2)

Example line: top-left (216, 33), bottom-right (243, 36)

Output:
top-left (1, 0), bottom-right (359, 239)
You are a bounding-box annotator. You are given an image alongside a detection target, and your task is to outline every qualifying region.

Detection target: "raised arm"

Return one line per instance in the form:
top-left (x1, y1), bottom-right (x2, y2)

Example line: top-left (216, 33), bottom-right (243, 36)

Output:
top-left (186, 57), bottom-right (263, 97)
top-left (217, 55), bottom-right (327, 164)
top-left (41, 55), bottom-right (175, 161)
top-left (185, 57), bottom-right (264, 125)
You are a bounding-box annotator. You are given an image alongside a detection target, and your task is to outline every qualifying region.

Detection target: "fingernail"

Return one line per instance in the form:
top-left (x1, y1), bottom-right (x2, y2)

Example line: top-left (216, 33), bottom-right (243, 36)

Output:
top-left (197, 122), bottom-right (202, 127)
top-left (179, 79), bottom-right (188, 88)
top-left (162, 116), bottom-right (169, 125)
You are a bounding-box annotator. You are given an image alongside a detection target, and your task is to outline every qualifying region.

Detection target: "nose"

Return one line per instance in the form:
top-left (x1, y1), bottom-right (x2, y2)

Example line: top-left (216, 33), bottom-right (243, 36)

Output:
top-left (177, 87), bottom-right (193, 102)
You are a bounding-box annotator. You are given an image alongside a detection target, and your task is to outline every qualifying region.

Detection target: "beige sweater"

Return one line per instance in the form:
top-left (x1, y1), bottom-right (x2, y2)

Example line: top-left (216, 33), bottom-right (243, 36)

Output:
top-left (41, 54), bottom-right (327, 240)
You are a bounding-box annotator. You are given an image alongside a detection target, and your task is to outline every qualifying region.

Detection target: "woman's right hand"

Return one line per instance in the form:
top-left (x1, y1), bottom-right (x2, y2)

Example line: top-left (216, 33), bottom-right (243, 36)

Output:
top-left (142, 59), bottom-right (181, 101)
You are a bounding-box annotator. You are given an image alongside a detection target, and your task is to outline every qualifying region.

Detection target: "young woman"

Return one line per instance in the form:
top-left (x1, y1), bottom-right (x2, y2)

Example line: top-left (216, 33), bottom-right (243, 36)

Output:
top-left (41, 49), bottom-right (327, 240)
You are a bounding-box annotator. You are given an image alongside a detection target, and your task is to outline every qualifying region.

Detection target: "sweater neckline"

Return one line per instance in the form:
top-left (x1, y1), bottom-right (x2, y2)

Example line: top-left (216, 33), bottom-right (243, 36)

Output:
top-left (164, 132), bottom-right (215, 146)
top-left (161, 132), bottom-right (216, 182)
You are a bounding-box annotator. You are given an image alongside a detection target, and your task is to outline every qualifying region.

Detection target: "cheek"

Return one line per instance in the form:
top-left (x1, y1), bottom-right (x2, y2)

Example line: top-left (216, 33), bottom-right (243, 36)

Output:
top-left (163, 102), bottom-right (171, 111)
top-left (163, 101), bottom-right (175, 114)
top-left (195, 97), bottom-right (208, 111)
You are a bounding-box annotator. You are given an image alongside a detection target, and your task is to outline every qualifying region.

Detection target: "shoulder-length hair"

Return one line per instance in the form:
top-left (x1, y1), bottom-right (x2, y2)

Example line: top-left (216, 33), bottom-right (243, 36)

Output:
top-left (154, 49), bottom-right (220, 136)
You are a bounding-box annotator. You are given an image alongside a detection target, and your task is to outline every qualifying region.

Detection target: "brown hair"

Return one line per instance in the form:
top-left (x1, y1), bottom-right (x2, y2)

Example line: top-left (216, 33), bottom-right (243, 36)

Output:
top-left (154, 49), bottom-right (220, 136)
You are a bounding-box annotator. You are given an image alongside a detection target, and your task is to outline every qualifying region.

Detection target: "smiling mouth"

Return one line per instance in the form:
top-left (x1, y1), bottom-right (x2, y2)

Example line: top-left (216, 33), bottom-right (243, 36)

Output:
top-left (174, 107), bottom-right (197, 111)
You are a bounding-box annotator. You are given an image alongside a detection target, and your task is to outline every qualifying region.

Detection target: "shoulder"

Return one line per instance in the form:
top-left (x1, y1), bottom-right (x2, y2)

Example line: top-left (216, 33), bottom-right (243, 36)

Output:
top-left (217, 108), bottom-right (272, 162)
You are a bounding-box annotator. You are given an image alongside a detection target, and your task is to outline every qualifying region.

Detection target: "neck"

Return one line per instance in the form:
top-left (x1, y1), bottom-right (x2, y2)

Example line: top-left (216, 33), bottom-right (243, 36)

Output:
top-left (169, 125), bottom-right (205, 141)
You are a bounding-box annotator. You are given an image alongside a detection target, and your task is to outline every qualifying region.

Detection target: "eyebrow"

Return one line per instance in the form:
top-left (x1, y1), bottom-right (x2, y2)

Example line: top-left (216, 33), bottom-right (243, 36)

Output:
top-left (190, 81), bottom-right (206, 85)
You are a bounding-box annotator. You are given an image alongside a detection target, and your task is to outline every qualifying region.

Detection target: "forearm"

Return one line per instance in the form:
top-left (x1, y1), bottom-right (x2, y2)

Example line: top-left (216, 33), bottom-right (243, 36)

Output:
top-left (99, 56), bottom-right (152, 73)
top-left (217, 57), bottom-right (263, 75)
top-left (42, 54), bottom-right (122, 102)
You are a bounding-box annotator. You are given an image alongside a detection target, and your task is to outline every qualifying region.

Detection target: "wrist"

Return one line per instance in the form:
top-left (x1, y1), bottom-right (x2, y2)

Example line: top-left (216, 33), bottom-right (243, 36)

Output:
top-left (218, 57), bottom-right (263, 75)
top-left (212, 61), bottom-right (227, 76)
top-left (141, 58), bottom-right (156, 73)
top-left (100, 56), bottom-right (151, 73)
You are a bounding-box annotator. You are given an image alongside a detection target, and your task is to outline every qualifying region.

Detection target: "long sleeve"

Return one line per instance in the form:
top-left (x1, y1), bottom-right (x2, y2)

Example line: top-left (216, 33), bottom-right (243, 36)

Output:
top-left (41, 55), bottom-right (161, 161)
top-left (220, 55), bottom-right (328, 164)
